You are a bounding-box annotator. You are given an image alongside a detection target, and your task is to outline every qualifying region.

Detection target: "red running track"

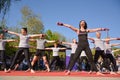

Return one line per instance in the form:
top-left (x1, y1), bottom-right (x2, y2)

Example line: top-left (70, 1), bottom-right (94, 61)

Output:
top-left (0, 71), bottom-right (120, 77)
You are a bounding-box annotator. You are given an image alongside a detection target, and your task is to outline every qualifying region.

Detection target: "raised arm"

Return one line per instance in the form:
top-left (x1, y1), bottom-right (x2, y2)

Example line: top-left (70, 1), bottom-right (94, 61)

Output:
top-left (88, 37), bottom-right (95, 41)
top-left (105, 38), bottom-right (120, 41)
top-left (30, 34), bottom-right (44, 38)
top-left (87, 28), bottom-right (109, 33)
top-left (29, 39), bottom-right (36, 42)
top-left (57, 22), bottom-right (79, 33)
top-left (111, 43), bottom-right (120, 47)
top-left (6, 39), bottom-right (17, 42)
top-left (7, 31), bottom-right (19, 36)
top-left (46, 40), bottom-right (55, 43)
top-left (45, 48), bottom-right (52, 50)
top-left (62, 42), bottom-right (72, 46)
top-left (60, 48), bottom-right (66, 50)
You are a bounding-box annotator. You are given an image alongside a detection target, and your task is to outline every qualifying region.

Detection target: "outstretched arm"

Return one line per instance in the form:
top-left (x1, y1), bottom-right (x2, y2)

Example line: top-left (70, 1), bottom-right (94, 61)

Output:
top-left (7, 31), bottom-right (19, 36)
top-left (46, 40), bottom-right (55, 43)
top-left (87, 28), bottom-right (109, 33)
top-left (62, 42), bottom-right (72, 46)
top-left (111, 43), bottom-right (120, 47)
top-left (105, 38), bottom-right (120, 41)
top-left (30, 34), bottom-right (45, 38)
top-left (60, 48), bottom-right (66, 50)
top-left (29, 39), bottom-right (36, 42)
top-left (88, 37), bottom-right (95, 42)
top-left (57, 22), bottom-right (79, 33)
top-left (45, 48), bottom-right (52, 50)
top-left (6, 39), bottom-right (17, 42)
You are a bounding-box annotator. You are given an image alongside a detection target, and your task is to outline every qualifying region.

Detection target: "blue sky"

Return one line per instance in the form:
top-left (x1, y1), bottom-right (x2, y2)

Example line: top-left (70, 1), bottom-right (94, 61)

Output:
top-left (3, 0), bottom-right (120, 47)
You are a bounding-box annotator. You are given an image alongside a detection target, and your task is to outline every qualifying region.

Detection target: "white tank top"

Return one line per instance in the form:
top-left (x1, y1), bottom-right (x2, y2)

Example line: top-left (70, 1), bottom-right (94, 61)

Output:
top-left (51, 47), bottom-right (60, 56)
top-left (71, 43), bottom-right (77, 53)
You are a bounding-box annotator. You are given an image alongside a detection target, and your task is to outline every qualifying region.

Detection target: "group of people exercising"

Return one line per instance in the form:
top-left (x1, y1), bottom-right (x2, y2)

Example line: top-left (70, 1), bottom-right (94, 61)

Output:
top-left (0, 20), bottom-right (120, 76)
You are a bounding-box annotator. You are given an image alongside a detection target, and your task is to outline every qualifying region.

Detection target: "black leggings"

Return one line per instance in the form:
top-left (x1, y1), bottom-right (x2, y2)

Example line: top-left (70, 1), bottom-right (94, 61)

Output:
top-left (10, 48), bottom-right (33, 69)
top-left (105, 54), bottom-right (117, 72)
top-left (67, 54), bottom-right (80, 70)
top-left (50, 56), bottom-right (60, 68)
top-left (15, 54), bottom-right (25, 65)
top-left (68, 45), bottom-right (98, 71)
top-left (94, 50), bottom-right (105, 64)
top-left (0, 50), bottom-right (6, 69)
top-left (67, 54), bottom-right (74, 69)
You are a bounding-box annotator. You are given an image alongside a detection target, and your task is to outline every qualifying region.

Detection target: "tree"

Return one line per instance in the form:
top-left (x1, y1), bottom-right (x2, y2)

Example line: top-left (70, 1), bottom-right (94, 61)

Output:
top-left (45, 29), bottom-right (66, 41)
top-left (0, 0), bottom-right (20, 21)
top-left (20, 6), bottom-right (44, 34)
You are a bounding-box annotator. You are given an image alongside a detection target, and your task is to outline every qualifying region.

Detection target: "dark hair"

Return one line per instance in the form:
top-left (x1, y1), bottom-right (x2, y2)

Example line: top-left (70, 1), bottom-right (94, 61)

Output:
top-left (22, 28), bottom-right (27, 33)
top-left (79, 20), bottom-right (87, 29)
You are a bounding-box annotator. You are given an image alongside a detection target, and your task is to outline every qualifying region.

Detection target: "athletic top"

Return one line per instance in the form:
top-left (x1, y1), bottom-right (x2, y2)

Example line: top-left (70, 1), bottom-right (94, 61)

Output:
top-left (18, 34), bottom-right (30, 48)
top-left (36, 39), bottom-right (48, 49)
top-left (70, 43), bottom-right (77, 53)
top-left (80, 51), bottom-right (87, 57)
top-left (78, 30), bottom-right (89, 47)
top-left (104, 43), bottom-right (112, 54)
top-left (93, 38), bottom-right (105, 50)
top-left (51, 47), bottom-right (60, 56)
top-left (0, 39), bottom-right (7, 50)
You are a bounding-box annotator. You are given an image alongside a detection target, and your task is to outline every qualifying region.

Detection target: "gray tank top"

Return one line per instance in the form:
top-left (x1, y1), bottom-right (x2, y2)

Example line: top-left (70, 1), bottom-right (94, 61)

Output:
top-left (0, 39), bottom-right (7, 50)
top-left (36, 39), bottom-right (48, 49)
top-left (71, 43), bottom-right (77, 53)
top-left (51, 47), bottom-right (60, 56)
top-left (105, 43), bottom-right (112, 54)
top-left (18, 34), bottom-right (30, 48)
top-left (94, 38), bottom-right (105, 50)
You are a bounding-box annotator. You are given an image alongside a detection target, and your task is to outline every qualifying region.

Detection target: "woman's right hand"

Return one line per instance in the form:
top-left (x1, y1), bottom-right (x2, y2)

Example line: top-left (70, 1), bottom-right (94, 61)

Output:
top-left (101, 28), bottom-right (109, 31)
top-left (57, 22), bottom-right (64, 26)
top-left (117, 38), bottom-right (120, 40)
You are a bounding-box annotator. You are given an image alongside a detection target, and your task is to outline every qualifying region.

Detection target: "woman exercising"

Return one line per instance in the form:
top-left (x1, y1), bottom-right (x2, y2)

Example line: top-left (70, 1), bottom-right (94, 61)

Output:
top-left (104, 39), bottom-right (120, 74)
top-left (29, 34), bottom-right (55, 72)
top-left (0, 33), bottom-right (15, 72)
top-left (62, 39), bottom-right (78, 70)
top-left (57, 20), bottom-right (109, 75)
top-left (5, 28), bottom-right (43, 73)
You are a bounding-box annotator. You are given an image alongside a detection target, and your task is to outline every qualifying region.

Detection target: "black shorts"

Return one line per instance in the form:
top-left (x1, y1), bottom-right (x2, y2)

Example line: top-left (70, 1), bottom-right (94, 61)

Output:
top-left (35, 49), bottom-right (46, 57)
